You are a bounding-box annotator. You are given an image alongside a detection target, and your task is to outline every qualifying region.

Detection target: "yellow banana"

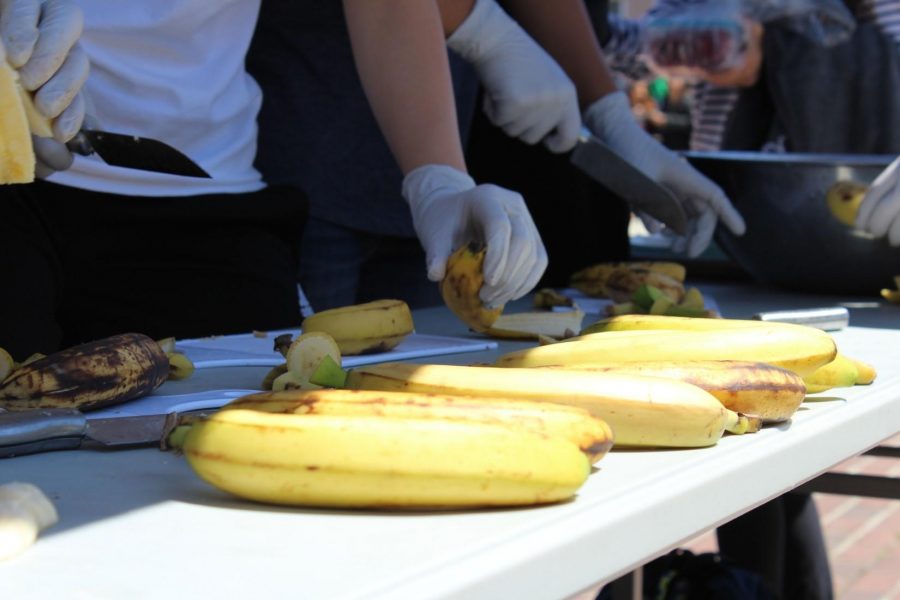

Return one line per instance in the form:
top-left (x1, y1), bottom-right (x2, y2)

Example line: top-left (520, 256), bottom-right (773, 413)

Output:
top-left (0, 333), bottom-right (169, 411)
top-left (847, 355), bottom-right (876, 385)
top-left (0, 347), bottom-right (13, 382)
top-left (542, 360), bottom-right (805, 423)
top-left (166, 351), bottom-right (195, 381)
top-left (175, 408), bottom-right (590, 509)
top-left (301, 299), bottom-right (413, 355)
top-left (581, 313), bottom-right (834, 340)
top-left (569, 262), bottom-right (686, 297)
top-left (0, 66), bottom-right (33, 182)
top-left (224, 388), bottom-right (614, 463)
top-left (440, 242), bottom-right (503, 332)
top-left (496, 327), bottom-right (836, 378)
top-left (804, 353), bottom-right (859, 393)
top-left (345, 362), bottom-right (758, 448)
top-left (0, 482), bottom-right (58, 561)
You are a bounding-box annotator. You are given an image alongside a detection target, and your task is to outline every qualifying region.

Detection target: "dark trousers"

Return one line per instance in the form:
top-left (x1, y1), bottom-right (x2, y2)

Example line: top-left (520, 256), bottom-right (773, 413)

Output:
top-left (0, 180), bottom-right (307, 359)
top-left (717, 492), bottom-right (834, 600)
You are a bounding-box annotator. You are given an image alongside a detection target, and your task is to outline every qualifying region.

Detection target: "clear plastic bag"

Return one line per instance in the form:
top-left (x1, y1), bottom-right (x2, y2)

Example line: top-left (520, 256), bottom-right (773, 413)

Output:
top-left (641, 0), bottom-right (856, 78)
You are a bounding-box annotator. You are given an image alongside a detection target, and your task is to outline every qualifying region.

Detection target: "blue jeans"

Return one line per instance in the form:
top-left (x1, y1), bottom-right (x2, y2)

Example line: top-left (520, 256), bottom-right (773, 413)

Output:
top-left (298, 217), bottom-right (443, 314)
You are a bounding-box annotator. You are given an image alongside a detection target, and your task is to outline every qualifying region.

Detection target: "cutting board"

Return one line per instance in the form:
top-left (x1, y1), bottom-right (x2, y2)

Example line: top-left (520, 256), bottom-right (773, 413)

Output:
top-left (176, 329), bottom-right (498, 369)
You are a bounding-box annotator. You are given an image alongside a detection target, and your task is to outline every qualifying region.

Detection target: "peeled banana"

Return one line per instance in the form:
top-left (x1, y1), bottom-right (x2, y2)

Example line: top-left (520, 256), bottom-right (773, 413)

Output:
top-left (498, 327), bottom-right (836, 378)
top-left (301, 299), bottom-right (413, 355)
top-left (174, 408), bottom-right (591, 509)
top-left (345, 362), bottom-right (758, 448)
top-left (581, 313), bottom-right (833, 340)
top-left (544, 360), bottom-right (806, 423)
top-left (440, 242), bottom-right (503, 332)
top-left (224, 388), bottom-right (614, 463)
top-left (0, 333), bottom-right (169, 411)
top-left (0, 60), bottom-right (38, 183)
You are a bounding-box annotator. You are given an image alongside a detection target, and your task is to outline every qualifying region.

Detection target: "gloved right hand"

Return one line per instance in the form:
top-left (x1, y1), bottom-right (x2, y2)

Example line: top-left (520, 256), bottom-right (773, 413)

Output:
top-left (855, 156), bottom-right (900, 245)
top-left (1, 0), bottom-right (88, 175)
top-left (447, 0), bottom-right (580, 153)
top-left (402, 164), bottom-right (548, 308)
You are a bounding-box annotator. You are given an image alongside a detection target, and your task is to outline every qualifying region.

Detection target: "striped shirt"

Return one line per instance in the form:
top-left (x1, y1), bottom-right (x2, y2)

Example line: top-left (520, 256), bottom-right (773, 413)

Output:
top-left (604, 0), bottom-right (900, 151)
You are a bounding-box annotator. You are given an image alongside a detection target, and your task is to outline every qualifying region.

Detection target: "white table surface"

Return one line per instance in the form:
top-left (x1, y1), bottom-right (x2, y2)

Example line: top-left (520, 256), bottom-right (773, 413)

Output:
top-left (2, 280), bottom-right (899, 600)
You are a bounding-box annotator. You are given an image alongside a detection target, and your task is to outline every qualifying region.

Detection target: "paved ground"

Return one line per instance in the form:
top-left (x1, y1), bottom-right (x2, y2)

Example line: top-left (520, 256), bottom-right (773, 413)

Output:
top-left (571, 433), bottom-right (900, 599)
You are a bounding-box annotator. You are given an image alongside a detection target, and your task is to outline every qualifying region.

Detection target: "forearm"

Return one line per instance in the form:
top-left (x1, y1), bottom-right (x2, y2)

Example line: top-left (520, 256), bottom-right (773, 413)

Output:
top-left (342, 0), bottom-right (466, 174)
top-left (499, 0), bottom-right (618, 108)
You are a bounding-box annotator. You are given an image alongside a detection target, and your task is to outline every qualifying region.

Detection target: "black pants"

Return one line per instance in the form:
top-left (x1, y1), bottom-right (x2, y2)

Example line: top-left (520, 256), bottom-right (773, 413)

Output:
top-left (717, 492), bottom-right (833, 600)
top-left (0, 180), bottom-right (307, 359)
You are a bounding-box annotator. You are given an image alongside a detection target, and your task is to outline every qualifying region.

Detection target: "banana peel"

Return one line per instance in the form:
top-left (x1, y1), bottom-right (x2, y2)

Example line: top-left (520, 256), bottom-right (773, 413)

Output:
top-left (441, 243), bottom-right (583, 341)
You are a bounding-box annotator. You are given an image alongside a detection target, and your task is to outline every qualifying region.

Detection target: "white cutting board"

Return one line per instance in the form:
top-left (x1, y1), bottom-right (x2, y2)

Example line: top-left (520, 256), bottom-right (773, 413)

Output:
top-left (176, 329), bottom-right (497, 369)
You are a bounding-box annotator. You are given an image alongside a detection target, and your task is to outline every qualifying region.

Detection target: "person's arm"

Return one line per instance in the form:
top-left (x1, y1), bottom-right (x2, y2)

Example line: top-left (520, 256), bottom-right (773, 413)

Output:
top-left (342, 0), bottom-right (465, 174)
top-left (342, 0), bottom-right (548, 307)
top-left (499, 0), bottom-right (616, 109)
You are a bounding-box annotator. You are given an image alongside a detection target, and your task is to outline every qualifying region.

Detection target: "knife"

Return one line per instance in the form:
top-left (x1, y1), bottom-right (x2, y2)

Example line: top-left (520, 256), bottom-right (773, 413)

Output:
top-left (0, 407), bottom-right (211, 458)
top-left (66, 129), bottom-right (211, 178)
top-left (570, 128), bottom-right (688, 236)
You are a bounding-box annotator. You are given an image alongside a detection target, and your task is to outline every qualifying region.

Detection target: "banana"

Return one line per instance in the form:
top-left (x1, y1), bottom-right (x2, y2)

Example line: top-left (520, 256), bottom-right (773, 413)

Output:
top-left (581, 313), bottom-right (834, 340)
top-left (345, 362), bottom-right (759, 448)
top-left (0, 333), bottom-right (169, 411)
top-left (301, 299), bottom-right (414, 356)
top-left (847, 355), bottom-right (877, 385)
top-left (0, 347), bottom-right (13, 382)
top-left (224, 388), bottom-right (614, 463)
top-left (825, 180), bottom-right (868, 227)
top-left (0, 61), bottom-right (38, 183)
top-left (602, 268), bottom-right (686, 304)
top-left (174, 408), bottom-right (591, 509)
top-left (0, 482), bottom-right (58, 561)
top-left (497, 327), bottom-right (836, 378)
top-left (569, 262), bottom-right (686, 297)
top-left (804, 353), bottom-right (859, 393)
top-left (542, 360), bottom-right (806, 423)
top-left (166, 352), bottom-right (195, 381)
top-left (486, 308), bottom-right (585, 341)
top-left (440, 242), bottom-right (503, 332)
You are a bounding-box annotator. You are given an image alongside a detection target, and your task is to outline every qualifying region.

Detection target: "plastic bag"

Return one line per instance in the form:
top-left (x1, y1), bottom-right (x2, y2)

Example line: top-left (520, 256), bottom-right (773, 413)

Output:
top-left (641, 0), bottom-right (856, 78)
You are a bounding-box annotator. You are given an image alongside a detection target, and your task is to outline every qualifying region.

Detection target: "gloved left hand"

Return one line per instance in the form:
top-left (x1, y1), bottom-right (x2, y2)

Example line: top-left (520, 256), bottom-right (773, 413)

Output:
top-left (1, 0), bottom-right (88, 174)
top-left (447, 0), bottom-right (580, 153)
top-left (855, 156), bottom-right (900, 245)
top-left (584, 91), bottom-right (746, 257)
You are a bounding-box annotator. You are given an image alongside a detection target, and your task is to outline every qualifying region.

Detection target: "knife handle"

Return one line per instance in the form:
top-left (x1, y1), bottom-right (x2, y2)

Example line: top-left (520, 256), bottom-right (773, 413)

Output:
top-left (0, 409), bottom-right (87, 458)
top-left (66, 130), bottom-right (95, 157)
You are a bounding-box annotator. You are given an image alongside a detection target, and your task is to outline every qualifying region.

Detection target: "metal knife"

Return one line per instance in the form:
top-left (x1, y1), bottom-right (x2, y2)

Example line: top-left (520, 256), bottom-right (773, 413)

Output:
top-left (66, 129), bottom-right (211, 178)
top-left (570, 128), bottom-right (688, 236)
top-left (0, 407), bottom-right (211, 458)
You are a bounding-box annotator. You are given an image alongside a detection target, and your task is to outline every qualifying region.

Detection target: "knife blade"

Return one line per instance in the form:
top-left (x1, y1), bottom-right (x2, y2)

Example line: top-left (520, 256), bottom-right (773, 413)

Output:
top-left (66, 129), bottom-right (211, 178)
top-left (0, 407), bottom-right (211, 458)
top-left (570, 129), bottom-right (688, 235)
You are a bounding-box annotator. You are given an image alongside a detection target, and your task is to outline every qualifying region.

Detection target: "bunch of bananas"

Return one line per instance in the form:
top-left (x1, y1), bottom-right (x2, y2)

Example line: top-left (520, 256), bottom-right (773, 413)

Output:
top-left (0, 333), bottom-right (196, 412)
top-left (169, 388), bottom-right (607, 509)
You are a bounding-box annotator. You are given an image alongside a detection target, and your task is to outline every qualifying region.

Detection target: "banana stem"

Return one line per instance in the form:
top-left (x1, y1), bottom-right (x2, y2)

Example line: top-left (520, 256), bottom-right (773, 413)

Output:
top-left (725, 411), bottom-right (762, 435)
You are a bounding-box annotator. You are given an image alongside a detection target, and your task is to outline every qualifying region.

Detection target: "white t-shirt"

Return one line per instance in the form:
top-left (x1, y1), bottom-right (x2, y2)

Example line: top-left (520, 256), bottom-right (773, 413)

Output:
top-left (49, 0), bottom-right (265, 196)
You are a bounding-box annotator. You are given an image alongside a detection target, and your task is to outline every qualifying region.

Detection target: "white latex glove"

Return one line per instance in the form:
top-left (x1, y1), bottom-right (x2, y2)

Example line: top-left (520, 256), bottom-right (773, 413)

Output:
top-left (1, 0), bottom-right (87, 147)
top-left (584, 91), bottom-right (746, 257)
top-left (402, 164), bottom-right (548, 307)
top-left (447, 0), bottom-right (580, 153)
top-left (855, 156), bottom-right (900, 245)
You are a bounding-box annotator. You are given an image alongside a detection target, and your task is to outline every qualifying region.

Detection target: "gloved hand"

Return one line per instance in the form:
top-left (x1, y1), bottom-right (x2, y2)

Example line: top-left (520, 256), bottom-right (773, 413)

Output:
top-left (1, 0), bottom-right (88, 175)
top-left (584, 91), bottom-right (746, 257)
top-left (402, 164), bottom-right (548, 307)
top-left (856, 156), bottom-right (900, 245)
top-left (447, 0), bottom-right (580, 153)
